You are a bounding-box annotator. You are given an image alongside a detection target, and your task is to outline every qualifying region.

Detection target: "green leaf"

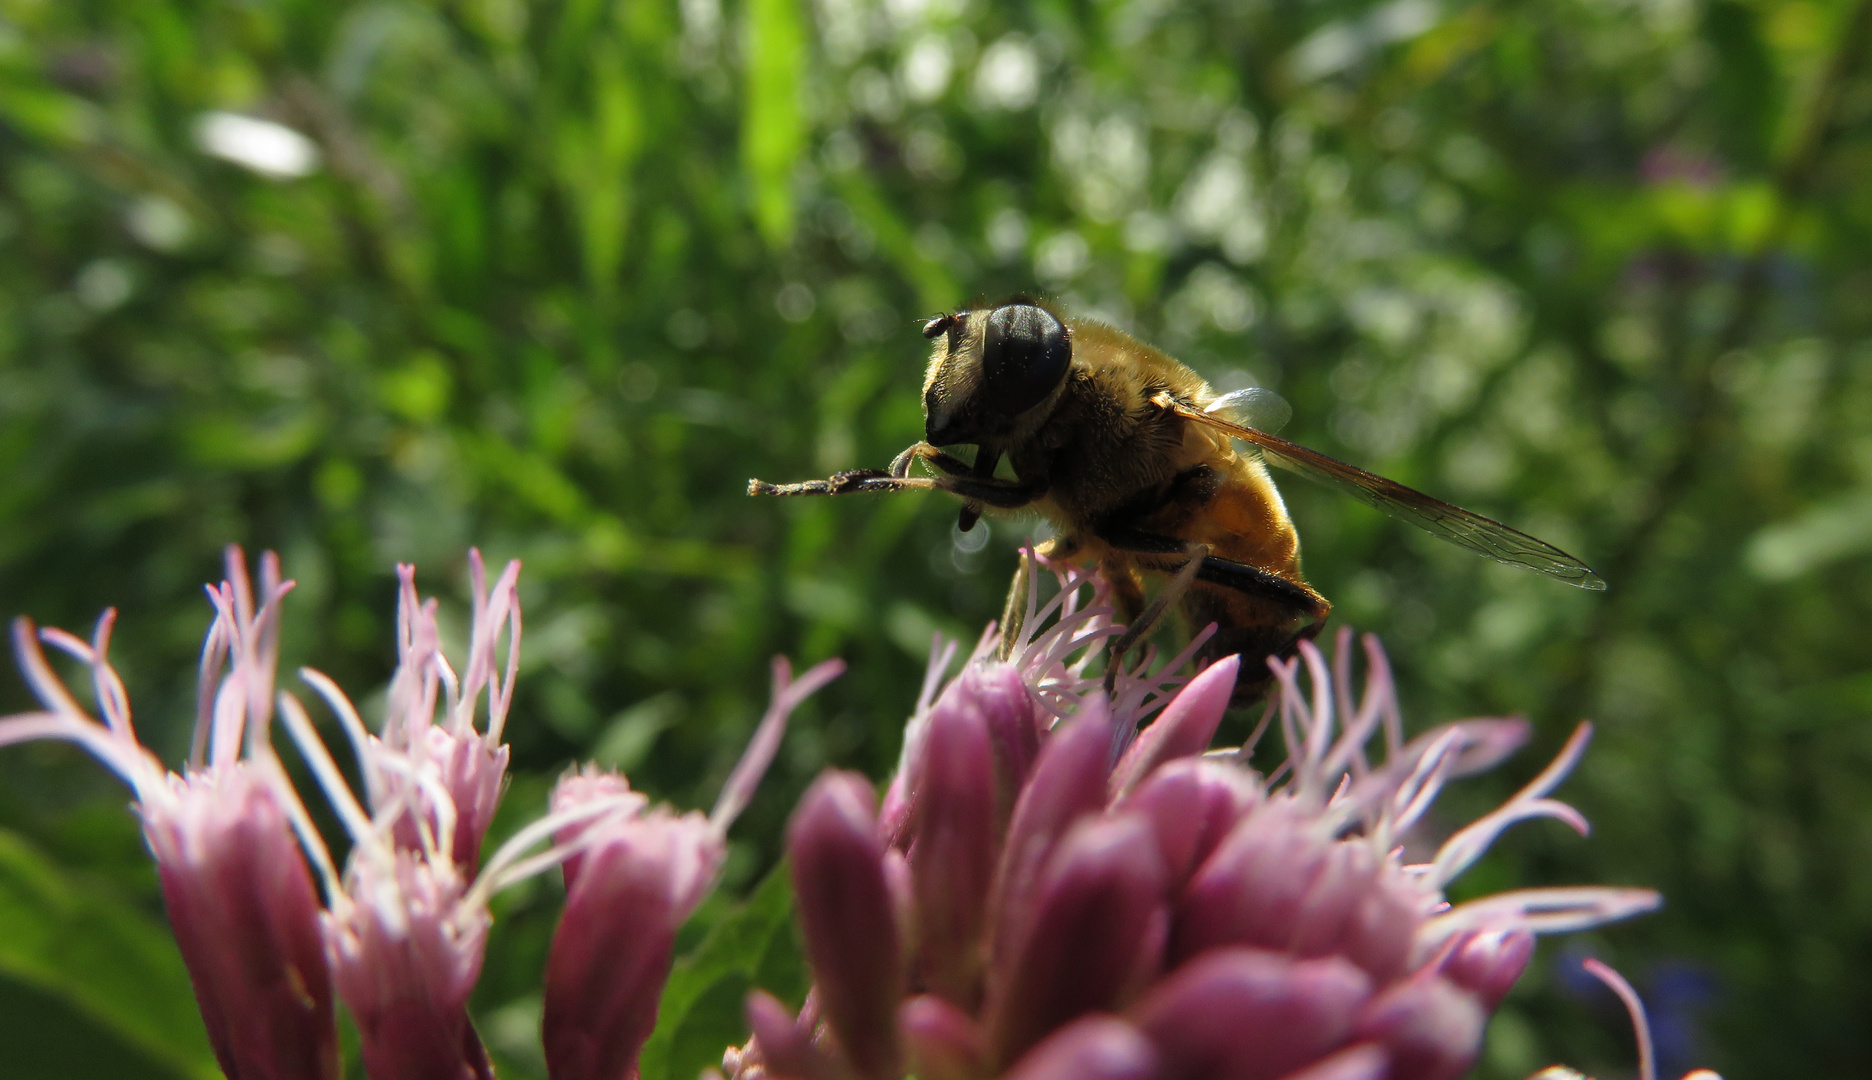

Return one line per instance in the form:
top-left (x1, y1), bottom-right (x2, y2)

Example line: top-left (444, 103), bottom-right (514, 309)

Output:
top-left (0, 829), bottom-right (219, 1080)
top-left (637, 865), bottom-right (804, 1080)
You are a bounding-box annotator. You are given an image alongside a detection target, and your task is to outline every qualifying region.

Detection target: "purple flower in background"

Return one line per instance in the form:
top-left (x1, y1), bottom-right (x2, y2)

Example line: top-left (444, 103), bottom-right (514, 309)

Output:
top-left (272, 550), bottom-right (561, 1080)
top-left (1, 549), bottom-right (339, 1080)
top-left (2, 546), bottom-right (841, 1080)
top-left (730, 556), bottom-right (1661, 1080)
top-left (378, 553), bottom-right (521, 872)
top-left (283, 564), bottom-right (839, 1080)
top-left (1638, 145), bottom-right (1725, 188)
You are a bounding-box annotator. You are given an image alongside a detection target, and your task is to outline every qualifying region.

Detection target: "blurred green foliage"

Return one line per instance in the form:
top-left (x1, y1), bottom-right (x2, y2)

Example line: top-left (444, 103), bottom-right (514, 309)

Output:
top-left (1, 0), bottom-right (1870, 1076)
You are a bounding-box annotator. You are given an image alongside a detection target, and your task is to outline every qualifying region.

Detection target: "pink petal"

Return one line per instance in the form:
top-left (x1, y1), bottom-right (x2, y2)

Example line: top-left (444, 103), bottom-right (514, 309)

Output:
top-left (1173, 798), bottom-right (1426, 982)
top-left (1173, 799), bottom-right (1332, 961)
top-left (1274, 1044), bottom-right (1390, 1080)
top-left (908, 687), bottom-right (999, 1007)
top-left (992, 697), bottom-right (1116, 966)
top-left (1442, 929), bottom-right (1534, 1009)
top-left (745, 990), bottom-right (830, 1080)
top-left (987, 815), bottom-right (1168, 1068)
top-left (963, 662), bottom-right (1042, 815)
top-left (1120, 758), bottom-right (1261, 888)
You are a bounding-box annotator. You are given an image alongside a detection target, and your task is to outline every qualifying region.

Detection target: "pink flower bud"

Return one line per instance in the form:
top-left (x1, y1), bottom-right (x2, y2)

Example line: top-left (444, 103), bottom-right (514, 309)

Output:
top-left (788, 771), bottom-right (903, 1080)
top-left (1109, 655), bottom-right (1239, 799)
top-left (1174, 799), bottom-right (1330, 958)
top-left (1352, 976), bottom-right (1486, 1080)
top-left (545, 655), bottom-right (840, 1080)
top-left (4, 553), bottom-right (343, 1080)
top-left (1130, 947), bottom-right (1371, 1080)
top-left (144, 767), bottom-right (339, 1080)
top-left (959, 662), bottom-right (1042, 814)
top-left (987, 815), bottom-right (1168, 1069)
top-left (543, 811), bottom-right (721, 1080)
top-left (549, 766), bottom-right (647, 892)
top-left (416, 724), bottom-right (510, 871)
top-left (999, 1016), bottom-right (1160, 1080)
top-left (909, 686), bottom-right (999, 1007)
top-left (1337, 870), bottom-right (1421, 988)
top-left (364, 555), bottom-right (520, 874)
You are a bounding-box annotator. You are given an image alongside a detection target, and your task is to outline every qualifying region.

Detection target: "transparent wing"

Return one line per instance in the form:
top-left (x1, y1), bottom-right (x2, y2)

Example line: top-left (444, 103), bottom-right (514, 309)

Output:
top-left (1173, 396), bottom-right (1606, 590)
top-left (1206, 387), bottom-right (1293, 434)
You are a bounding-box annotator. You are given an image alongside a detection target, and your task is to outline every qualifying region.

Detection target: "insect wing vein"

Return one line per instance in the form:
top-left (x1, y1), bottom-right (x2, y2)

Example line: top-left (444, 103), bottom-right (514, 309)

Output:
top-left (1175, 402), bottom-right (1605, 590)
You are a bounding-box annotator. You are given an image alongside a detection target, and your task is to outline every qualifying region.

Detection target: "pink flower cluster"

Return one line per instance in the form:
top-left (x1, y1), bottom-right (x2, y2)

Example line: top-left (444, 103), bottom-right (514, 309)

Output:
top-left (1, 545), bottom-right (1716, 1080)
top-left (0, 547), bottom-right (840, 1080)
top-left (727, 558), bottom-right (1664, 1080)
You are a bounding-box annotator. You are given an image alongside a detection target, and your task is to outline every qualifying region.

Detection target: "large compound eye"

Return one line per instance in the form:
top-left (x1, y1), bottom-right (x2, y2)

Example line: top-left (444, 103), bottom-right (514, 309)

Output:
top-left (980, 303), bottom-right (1071, 415)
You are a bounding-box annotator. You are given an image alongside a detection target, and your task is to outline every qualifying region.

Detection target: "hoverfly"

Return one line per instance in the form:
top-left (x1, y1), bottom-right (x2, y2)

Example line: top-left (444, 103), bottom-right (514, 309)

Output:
top-left (750, 299), bottom-right (1602, 703)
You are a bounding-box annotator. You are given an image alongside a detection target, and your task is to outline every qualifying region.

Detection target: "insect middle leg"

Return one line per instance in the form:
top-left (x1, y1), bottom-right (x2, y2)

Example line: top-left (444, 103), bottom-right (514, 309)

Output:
top-left (1101, 542), bottom-right (1209, 695)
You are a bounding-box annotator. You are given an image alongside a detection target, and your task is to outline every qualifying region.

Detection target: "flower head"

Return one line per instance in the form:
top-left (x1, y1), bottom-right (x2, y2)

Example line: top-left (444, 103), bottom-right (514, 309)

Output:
top-left (278, 553), bottom-right (653, 1080)
top-left (2, 548), bottom-right (340, 1080)
top-left (735, 560), bottom-right (1660, 1080)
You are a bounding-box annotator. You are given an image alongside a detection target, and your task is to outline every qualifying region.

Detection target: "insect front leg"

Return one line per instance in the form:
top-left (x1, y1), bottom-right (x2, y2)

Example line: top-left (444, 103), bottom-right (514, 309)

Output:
top-left (886, 441), bottom-right (1003, 531)
top-left (749, 452), bottom-right (1047, 509)
top-left (747, 470), bottom-right (904, 497)
top-left (956, 451), bottom-right (1001, 533)
top-left (889, 441), bottom-right (986, 479)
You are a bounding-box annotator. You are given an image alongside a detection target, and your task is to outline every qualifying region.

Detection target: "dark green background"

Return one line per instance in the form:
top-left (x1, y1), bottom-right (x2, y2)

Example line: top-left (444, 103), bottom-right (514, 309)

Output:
top-left (2, 0), bottom-right (1869, 1076)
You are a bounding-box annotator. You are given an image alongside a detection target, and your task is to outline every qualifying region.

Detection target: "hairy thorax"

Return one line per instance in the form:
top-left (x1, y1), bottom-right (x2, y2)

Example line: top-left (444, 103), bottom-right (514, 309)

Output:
top-left (1013, 320), bottom-right (1303, 582)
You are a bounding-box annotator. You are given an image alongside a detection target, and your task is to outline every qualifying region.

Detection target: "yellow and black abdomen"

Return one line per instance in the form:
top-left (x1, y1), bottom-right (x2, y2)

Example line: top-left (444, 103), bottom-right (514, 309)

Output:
top-left (1150, 442), bottom-right (1330, 700)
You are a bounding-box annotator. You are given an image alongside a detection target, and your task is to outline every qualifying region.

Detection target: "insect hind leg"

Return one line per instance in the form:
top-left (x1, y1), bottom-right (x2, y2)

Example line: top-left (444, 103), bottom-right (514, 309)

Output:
top-left (1185, 566), bottom-right (1330, 705)
top-left (1187, 595), bottom-right (1328, 706)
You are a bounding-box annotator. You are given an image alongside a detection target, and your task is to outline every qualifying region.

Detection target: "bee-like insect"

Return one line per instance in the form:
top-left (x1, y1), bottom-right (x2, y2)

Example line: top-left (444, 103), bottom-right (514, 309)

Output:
top-left (750, 299), bottom-right (1602, 703)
